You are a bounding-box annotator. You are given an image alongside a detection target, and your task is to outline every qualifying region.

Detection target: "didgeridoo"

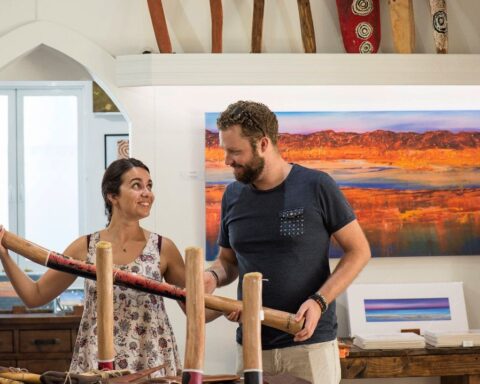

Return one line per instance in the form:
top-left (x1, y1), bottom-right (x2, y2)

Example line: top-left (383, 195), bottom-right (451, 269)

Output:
top-left (183, 247), bottom-right (205, 384)
top-left (147, 0), bottom-right (173, 53)
top-left (242, 272), bottom-right (263, 384)
top-left (1, 231), bottom-right (304, 335)
top-left (251, 0), bottom-right (264, 53)
top-left (429, 0), bottom-right (448, 54)
top-left (96, 241), bottom-right (115, 370)
top-left (209, 0), bottom-right (223, 53)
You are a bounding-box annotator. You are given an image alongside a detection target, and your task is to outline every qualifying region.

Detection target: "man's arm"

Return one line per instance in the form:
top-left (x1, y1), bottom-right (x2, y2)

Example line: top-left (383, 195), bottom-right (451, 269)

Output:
top-left (204, 246), bottom-right (239, 292)
top-left (294, 219), bottom-right (371, 341)
top-left (317, 219), bottom-right (371, 304)
top-left (204, 246), bottom-right (239, 322)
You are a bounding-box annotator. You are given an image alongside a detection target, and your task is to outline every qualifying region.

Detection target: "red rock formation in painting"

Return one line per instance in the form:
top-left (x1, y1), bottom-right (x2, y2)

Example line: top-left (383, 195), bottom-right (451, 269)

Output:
top-left (206, 129), bottom-right (480, 169)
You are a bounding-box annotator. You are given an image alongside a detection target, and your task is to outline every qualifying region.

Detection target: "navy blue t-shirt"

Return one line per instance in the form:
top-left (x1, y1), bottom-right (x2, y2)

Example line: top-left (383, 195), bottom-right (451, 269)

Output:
top-left (218, 164), bottom-right (356, 349)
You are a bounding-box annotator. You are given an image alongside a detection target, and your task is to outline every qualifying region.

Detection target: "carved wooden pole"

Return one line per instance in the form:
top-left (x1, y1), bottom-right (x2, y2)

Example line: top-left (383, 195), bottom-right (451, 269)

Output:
top-left (297, 0), bottom-right (316, 53)
top-left (210, 0), bottom-right (223, 53)
top-left (147, 0), bottom-right (173, 53)
top-left (251, 0), bottom-right (265, 53)
top-left (429, 0), bottom-right (448, 53)
top-left (388, 0), bottom-right (415, 53)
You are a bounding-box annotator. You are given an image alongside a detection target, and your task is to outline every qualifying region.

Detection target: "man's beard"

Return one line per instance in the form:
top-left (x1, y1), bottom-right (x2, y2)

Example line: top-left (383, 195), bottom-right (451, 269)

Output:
top-left (232, 152), bottom-right (265, 184)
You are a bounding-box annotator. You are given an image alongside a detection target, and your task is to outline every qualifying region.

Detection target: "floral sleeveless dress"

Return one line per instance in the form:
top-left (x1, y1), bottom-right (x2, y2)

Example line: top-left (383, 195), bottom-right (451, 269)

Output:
top-left (70, 232), bottom-right (181, 375)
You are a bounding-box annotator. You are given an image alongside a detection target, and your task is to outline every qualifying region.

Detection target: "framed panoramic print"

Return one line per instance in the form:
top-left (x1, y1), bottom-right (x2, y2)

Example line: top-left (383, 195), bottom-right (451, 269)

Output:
top-left (346, 282), bottom-right (469, 336)
top-left (205, 109), bottom-right (480, 261)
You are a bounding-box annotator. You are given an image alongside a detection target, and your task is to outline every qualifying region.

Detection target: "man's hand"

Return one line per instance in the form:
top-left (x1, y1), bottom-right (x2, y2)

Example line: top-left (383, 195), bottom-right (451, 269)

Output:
top-left (293, 298), bottom-right (321, 342)
top-left (224, 309), bottom-right (242, 323)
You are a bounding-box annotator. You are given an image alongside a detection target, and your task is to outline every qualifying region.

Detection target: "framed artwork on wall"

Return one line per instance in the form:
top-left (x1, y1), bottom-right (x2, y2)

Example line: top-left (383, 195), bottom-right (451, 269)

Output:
top-left (104, 134), bottom-right (129, 168)
top-left (205, 109), bottom-right (480, 261)
top-left (345, 282), bottom-right (469, 336)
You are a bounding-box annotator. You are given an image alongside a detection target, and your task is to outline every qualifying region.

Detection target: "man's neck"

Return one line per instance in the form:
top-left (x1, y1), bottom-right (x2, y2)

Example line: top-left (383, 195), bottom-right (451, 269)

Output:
top-left (252, 157), bottom-right (292, 191)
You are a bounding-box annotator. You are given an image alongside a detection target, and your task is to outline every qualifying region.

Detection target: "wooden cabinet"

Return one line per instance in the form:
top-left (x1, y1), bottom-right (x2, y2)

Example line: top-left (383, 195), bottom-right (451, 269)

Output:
top-left (0, 314), bottom-right (81, 373)
top-left (340, 339), bottom-right (480, 383)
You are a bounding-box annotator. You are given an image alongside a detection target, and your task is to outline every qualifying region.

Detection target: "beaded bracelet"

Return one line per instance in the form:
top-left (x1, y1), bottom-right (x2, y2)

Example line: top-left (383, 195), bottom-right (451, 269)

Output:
top-left (309, 293), bottom-right (328, 314)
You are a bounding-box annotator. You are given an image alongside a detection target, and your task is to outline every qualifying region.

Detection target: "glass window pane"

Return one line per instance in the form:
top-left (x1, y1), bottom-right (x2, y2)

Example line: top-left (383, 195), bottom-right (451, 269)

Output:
top-left (0, 95), bottom-right (8, 231)
top-left (22, 95), bottom-right (79, 272)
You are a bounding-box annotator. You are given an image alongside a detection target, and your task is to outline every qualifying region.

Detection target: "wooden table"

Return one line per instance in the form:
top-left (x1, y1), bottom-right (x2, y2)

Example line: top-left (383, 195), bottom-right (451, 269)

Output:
top-left (340, 340), bottom-right (480, 383)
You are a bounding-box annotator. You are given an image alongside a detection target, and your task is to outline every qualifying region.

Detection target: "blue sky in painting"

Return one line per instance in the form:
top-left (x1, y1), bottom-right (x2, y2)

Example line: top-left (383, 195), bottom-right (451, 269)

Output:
top-left (205, 110), bottom-right (480, 134)
top-left (364, 297), bottom-right (452, 322)
top-left (364, 298), bottom-right (450, 310)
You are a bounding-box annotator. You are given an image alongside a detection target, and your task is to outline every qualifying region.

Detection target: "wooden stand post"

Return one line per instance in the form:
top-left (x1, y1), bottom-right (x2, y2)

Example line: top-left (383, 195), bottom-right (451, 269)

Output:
top-left (96, 241), bottom-right (115, 370)
top-left (242, 272), bottom-right (263, 384)
top-left (182, 247), bottom-right (205, 384)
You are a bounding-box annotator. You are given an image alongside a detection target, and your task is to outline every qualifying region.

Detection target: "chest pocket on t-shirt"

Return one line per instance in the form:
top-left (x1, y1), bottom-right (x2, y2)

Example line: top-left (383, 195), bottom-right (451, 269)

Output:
top-left (279, 208), bottom-right (305, 237)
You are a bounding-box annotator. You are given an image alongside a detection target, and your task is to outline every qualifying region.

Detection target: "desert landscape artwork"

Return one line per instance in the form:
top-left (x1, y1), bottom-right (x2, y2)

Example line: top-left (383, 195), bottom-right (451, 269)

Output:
top-left (205, 110), bottom-right (480, 261)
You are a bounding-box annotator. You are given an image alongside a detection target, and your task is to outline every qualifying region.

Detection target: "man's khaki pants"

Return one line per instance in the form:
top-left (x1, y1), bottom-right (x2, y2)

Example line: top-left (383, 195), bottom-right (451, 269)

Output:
top-left (236, 339), bottom-right (341, 384)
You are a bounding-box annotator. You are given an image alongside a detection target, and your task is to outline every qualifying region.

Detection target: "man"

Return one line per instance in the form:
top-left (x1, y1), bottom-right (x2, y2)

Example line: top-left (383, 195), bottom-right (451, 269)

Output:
top-left (204, 100), bottom-right (371, 384)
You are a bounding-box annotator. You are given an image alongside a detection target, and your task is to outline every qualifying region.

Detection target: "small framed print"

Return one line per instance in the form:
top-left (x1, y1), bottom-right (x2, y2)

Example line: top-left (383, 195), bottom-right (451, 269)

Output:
top-left (104, 134), bottom-right (129, 168)
top-left (346, 282), bottom-right (469, 336)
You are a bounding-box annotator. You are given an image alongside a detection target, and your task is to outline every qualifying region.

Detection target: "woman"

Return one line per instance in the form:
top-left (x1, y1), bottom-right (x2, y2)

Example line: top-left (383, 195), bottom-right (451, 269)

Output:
top-left (0, 158), bottom-right (184, 375)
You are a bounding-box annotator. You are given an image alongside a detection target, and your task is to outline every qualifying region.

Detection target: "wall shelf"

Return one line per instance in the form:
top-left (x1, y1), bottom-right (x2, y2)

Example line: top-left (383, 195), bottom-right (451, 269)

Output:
top-left (115, 54), bottom-right (480, 87)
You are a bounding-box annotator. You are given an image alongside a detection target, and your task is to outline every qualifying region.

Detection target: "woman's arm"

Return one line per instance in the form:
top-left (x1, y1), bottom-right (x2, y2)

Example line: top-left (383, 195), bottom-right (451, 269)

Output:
top-left (0, 226), bottom-right (82, 308)
top-left (161, 236), bottom-right (186, 288)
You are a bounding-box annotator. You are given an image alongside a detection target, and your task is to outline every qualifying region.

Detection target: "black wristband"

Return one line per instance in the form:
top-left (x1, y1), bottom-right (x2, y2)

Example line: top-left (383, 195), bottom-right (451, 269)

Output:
top-left (309, 293), bottom-right (328, 314)
top-left (206, 269), bottom-right (220, 286)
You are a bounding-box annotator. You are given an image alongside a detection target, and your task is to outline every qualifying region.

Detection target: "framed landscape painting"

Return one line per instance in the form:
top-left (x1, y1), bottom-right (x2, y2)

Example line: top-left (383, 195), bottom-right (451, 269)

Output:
top-left (205, 110), bottom-right (480, 261)
top-left (346, 282), bottom-right (469, 336)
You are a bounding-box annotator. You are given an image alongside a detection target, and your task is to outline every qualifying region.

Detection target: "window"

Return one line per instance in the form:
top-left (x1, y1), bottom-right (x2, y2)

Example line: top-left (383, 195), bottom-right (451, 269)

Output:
top-left (0, 85), bottom-right (86, 275)
top-left (0, 93), bottom-right (11, 230)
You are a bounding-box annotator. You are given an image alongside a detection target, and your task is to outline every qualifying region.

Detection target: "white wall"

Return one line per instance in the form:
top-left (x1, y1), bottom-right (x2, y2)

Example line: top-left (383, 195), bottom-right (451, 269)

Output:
top-left (134, 85), bottom-right (480, 384)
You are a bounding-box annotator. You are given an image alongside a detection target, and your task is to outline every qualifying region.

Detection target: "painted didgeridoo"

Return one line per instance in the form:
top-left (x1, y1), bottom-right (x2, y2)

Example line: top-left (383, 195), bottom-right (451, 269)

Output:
top-left (182, 248), bottom-right (205, 384)
top-left (96, 241), bottom-right (115, 370)
top-left (336, 0), bottom-right (381, 53)
top-left (1, 231), bottom-right (304, 335)
top-left (429, 0), bottom-right (447, 53)
top-left (242, 272), bottom-right (263, 384)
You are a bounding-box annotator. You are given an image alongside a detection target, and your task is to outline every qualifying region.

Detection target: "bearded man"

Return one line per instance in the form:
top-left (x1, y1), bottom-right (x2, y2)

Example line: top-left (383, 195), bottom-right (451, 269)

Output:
top-left (204, 100), bottom-right (371, 384)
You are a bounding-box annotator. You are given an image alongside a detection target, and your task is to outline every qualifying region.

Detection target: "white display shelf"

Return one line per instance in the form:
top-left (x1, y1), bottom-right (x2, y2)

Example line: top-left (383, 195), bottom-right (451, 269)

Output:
top-left (115, 53), bottom-right (480, 87)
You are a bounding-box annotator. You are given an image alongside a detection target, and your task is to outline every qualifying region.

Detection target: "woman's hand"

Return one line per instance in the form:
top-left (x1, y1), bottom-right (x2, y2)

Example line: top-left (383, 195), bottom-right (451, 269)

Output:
top-left (0, 225), bottom-right (10, 261)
